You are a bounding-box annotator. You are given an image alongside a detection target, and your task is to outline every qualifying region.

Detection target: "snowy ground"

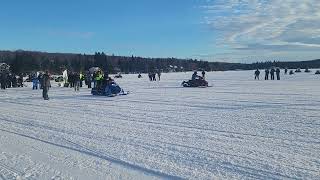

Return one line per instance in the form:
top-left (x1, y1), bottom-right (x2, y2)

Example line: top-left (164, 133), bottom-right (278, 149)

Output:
top-left (0, 71), bottom-right (319, 179)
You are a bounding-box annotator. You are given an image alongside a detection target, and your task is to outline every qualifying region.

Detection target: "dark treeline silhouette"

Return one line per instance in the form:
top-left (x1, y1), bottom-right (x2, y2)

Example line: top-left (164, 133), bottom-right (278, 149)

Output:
top-left (0, 50), bottom-right (212, 74)
top-left (1, 50), bottom-right (320, 74)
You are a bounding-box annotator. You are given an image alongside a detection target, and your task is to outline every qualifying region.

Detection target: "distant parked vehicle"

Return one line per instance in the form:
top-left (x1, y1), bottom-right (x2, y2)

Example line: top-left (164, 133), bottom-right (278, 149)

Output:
top-left (295, 68), bottom-right (301, 73)
top-left (305, 68), bottom-right (311, 73)
top-left (54, 76), bottom-right (64, 82)
top-left (289, 70), bottom-right (295, 75)
top-left (25, 76), bottom-right (32, 82)
top-left (114, 73), bottom-right (122, 78)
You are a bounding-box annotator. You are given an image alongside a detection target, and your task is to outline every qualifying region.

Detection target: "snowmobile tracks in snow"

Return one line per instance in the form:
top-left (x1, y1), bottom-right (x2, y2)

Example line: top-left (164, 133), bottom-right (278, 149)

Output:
top-left (0, 128), bottom-right (184, 180)
top-left (0, 163), bottom-right (24, 180)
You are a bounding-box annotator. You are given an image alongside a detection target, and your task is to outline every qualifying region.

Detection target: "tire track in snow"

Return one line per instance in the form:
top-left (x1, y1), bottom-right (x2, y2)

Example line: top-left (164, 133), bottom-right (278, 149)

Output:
top-left (0, 116), bottom-right (318, 179)
top-left (0, 163), bottom-right (26, 180)
top-left (0, 128), bottom-right (184, 180)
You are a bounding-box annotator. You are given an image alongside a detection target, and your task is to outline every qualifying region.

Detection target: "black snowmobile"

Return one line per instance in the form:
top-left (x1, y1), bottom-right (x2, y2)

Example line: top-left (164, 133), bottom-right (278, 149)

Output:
top-left (182, 78), bottom-right (209, 87)
top-left (304, 68), bottom-right (311, 73)
top-left (114, 73), bottom-right (122, 78)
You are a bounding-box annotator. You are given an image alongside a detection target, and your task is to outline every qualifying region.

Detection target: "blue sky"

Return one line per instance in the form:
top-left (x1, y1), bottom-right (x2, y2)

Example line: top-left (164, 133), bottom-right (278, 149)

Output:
top-left (1, 0), bottom-right (320, 62)
top-left (0, 0), bottom-right (213, 59)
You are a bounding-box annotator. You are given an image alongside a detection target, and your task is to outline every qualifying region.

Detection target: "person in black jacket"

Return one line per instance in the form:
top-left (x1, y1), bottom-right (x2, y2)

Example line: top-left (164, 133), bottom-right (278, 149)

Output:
top-left (254, 69), bottom-right (260, 80)
top-left (85, 72), bottom-right (92, 88)
top-left (270, 68), bottom-right (275, 80)
top-left (0, 73), bottom-right (7, 89)
top-left (38, 73), bottom-right (43, 89)
top-left (202, 71), bottom-right (206, 79)
top-left (276, 68), bottom-right (281, 80)
top-left (265, 69), bottom-right (270, 80)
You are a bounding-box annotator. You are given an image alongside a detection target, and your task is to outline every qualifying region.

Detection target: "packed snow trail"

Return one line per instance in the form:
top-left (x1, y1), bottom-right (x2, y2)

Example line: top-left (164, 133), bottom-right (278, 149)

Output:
top-left (0, 71), bottom-right (319, 179)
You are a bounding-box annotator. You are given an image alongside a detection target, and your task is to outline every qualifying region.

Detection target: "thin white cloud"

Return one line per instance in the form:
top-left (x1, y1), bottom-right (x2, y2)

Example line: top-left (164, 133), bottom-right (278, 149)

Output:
top-left (201, 0), bottom-right (320, 62)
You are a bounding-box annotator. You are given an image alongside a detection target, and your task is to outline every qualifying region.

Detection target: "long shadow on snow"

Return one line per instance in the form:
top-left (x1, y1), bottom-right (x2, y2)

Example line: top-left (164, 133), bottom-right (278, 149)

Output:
top-left (0, 128), bottom-right (184, 180)
top-left (0, 125), bottom-right (304, 179)
top-left (1, 117), bottom-right (318, 178)
top-left (0, 117), bottom-right (255, 175)
top-left (0, 117), bottom-right (264, 164)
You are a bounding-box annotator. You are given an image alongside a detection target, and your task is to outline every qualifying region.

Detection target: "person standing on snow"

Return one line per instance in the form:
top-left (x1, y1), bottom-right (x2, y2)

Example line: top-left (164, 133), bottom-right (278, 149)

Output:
top-left (265, 69), bottom-right (270, 80)
top-left (276, 68), bottom-right (281, 80)
top-left (148, 72), bottom-right (152, 81)
top-left (42, 71), bottom-right (51, 100)
top-left (79, 71), bottom-right (84, 87)
top-left (254, 69), bottom-right (260, 80)
top-left (270, 68), bottom-right (275, 80)
top-left (74, 72), bottom-right (80, 91)
top-left (38, 73), bottom-right (43, 89)
top-left (152, 72), bottom-right (156, 81)
top-left (18, 73), bottom-right (23, 87)
top-left (85, 72), bottom-right (92, 88)
top-left (95, 71), bottom-right (103, 89)
top-left (32, 74), bottom-right (39, 90)
top-left (63, 69), bottom-right (68, 84)
top-left (202, 70), bottom-right (206, 79)
top-left (0, 73), bottom-right (7, 89)
top-left (157, 70), bottom-right (161, 81)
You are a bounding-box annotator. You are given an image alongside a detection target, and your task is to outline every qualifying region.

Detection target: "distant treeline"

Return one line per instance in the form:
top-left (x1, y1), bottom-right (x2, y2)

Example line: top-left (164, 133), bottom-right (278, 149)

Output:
top-left (1, 50), bottom-right (320, 74)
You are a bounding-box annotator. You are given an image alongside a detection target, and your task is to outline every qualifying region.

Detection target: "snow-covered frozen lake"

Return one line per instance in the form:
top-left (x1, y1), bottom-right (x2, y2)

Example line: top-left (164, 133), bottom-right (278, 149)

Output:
top-left (0, 71), bottom-right (319, 179)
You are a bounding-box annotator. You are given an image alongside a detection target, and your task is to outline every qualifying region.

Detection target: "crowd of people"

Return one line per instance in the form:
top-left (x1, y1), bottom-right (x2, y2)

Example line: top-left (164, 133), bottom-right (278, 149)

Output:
top-left (0, 73), bottom-right (24, 89)
top-left (148, 70), bottom-right (161, 81)
top-left (67, 72), bottom-right (85, 91)
top-left (254, 68), bottom-right (281, 80)
top-left (1, 68), bottom-right (206, 99)
top-left (3, 66), bottom-right (314, 101)
top-left (63, 70), bottom-right (120, 93)
top-left (27, 69), bottom-right (110, 99)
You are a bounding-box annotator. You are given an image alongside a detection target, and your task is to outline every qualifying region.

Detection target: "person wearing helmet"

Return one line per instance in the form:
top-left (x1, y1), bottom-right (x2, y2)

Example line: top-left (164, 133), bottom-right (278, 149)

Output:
top-left (192, 71), bottom-right (198, 80)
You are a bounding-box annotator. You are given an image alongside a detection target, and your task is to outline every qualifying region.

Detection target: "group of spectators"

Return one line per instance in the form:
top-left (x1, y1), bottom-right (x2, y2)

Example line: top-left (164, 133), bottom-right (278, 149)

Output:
top-left (66, 71), bottom-right (110, 91)
top-left (67, 72), bottom-right (85, 91)
top-left (148, 70), bottom-right (161, 81)
top-left (254, 68), bottom-right (281, 80)
top-left (0, 73), bottom-right (24, 89)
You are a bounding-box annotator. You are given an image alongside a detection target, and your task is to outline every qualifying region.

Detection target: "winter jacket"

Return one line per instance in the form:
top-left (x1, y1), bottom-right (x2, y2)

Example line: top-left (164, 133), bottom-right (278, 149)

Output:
top-left (42, 74), bottom-right (51, 88)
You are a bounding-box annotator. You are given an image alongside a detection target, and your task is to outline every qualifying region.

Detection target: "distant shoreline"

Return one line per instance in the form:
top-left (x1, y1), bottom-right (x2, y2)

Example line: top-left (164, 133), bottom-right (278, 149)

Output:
top-left (1, 50), bottom-right (320, 74)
